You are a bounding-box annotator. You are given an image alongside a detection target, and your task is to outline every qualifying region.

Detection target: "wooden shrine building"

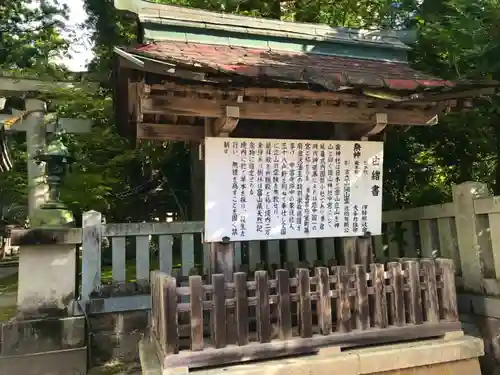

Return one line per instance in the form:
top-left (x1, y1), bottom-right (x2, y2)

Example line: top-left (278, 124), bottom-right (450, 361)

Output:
top-left (110, 1), bottom-right (494, 372)
top-left (112, 0), bottom-right (497, 272)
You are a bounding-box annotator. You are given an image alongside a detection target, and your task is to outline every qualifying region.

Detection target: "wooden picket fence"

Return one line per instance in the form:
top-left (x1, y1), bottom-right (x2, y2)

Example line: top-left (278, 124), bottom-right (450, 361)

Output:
top-left (150, 258), bottom-right (460, 370)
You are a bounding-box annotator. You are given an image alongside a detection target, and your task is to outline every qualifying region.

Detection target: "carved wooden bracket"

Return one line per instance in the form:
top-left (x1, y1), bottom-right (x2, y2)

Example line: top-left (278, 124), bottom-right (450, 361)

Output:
top-left (360, 113), bottom-right (388, 141)
top-left (212, 106), bottom-right (240, 136)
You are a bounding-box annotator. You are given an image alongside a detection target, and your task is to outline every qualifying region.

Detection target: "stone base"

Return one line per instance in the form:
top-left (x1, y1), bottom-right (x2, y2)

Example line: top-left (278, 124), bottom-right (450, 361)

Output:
top-left (0, 315), bottom-right (87, 375)
top-left (139, 333), bottom-right (483, 375)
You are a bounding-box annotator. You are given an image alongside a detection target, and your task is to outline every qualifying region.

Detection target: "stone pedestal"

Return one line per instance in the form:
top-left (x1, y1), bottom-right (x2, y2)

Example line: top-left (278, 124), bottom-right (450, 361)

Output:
top-left (18, 244), bottom-right (76, 315)
top-left (0, 228), bottom-right (87, 375)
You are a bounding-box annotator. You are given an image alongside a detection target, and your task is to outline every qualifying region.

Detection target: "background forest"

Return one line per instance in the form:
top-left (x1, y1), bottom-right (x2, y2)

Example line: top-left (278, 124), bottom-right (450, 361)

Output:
top-left (1, 0), bottom-right (500, 227)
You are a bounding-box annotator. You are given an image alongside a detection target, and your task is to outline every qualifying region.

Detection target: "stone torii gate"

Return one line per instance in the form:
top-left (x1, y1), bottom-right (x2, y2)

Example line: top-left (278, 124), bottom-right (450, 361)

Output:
top-left (0, 74), bottom-right (97, 225)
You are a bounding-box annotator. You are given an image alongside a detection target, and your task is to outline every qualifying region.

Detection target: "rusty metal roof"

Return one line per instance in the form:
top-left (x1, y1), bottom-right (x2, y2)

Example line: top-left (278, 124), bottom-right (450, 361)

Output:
top-left (128, 41), bottom-right (459, 92)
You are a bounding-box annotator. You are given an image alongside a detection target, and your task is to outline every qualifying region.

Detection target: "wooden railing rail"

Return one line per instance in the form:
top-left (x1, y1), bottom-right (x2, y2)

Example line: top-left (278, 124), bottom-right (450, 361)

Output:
top-left (150, 258), bottom-right (460, 370)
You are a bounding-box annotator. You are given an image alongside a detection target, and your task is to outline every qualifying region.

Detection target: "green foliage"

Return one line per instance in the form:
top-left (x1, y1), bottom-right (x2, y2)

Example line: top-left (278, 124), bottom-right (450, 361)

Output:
top-left (3, 0), bottom-right (500, 226)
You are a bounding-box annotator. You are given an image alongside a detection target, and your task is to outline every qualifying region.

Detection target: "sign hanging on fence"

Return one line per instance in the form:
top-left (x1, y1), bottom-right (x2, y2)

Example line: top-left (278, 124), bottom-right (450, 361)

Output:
top-left (204, 137), bottom-right (384, 243)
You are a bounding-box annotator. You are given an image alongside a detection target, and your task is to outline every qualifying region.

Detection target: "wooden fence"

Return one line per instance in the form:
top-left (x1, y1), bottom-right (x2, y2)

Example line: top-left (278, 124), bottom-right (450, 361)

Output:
top-left (81, 181), bottom-right (500, 312)
top-left (150, 258), bottom-right (460, 370)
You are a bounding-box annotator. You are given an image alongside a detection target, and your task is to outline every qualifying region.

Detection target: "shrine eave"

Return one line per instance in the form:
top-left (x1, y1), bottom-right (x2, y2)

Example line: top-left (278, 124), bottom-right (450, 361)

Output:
top-left (115, 44), bottom-right (499, 98)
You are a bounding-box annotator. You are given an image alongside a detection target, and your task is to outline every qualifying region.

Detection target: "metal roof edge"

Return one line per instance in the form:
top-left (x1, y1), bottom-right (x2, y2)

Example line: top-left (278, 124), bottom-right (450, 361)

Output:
top-left (114, 0), bottom-right (415, 50)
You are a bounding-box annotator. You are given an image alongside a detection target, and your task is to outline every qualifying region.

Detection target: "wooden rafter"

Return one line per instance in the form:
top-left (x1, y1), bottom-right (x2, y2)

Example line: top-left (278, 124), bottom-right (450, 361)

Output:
top-left (141, 95), bottom-right (441, 126)
top-left (136, 123), bottom-right (204, 141)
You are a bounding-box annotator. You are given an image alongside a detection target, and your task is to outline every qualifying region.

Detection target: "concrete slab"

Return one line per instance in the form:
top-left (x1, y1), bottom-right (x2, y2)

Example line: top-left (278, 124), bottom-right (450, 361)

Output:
top-left (139, 334), bottom-right (484, 375)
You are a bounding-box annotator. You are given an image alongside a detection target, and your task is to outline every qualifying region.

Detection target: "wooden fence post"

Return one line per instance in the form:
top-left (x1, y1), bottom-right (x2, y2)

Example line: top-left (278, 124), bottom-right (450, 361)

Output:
top-left (81, 210), bottom-right (102, 303)
top-left (452, 182), bottom-right (489, 293)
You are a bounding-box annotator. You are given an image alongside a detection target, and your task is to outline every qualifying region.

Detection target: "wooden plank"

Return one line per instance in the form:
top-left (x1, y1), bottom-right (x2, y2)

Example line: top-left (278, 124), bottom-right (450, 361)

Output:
top-left (255, 270), bottom-right (271, 343)
top-left (266, 240), bottom-right (281, 267)
top-left (336, 266), bottom-right (351, 332)
top-left (159, 235), bottom-right (173, 275)
top-left (373, 235), bottom-right (385, 262)
top-left (297, 268), bottom-right (313, 338)
top-left (163, 275), bottom-right (179, 354)
top-left (356, 236), bottom-right (371, 269)
top-left (488, 213), bottom-right (500, 279)
top-left (474, 195), bottom-right (500, 214)
top-left (137, 123), bottom-right (204, 141)
top-left (189, 275), bottom-right (204, 351)
top-left (234, 242), bottom-right (242, 271)
top-left (111, 237), bottom-right (126, 282)
top-left (210, 242), bottom-right (234, 282)
top-left (452, 182), bottom-right (489, 293)
top-left (81, 210), bottom-right (102, 302)
top-left (304, 239), bottom-right (317, 265)
top-left (420, 259), bottom-right (440, 323)
top-left (371, 263), bottom-right (388, 328)
top-left (435, 258), bottom-right (458, 322)
top-left (161, 321), bottom-right (462, 369)
top-left (320, 238), bottom-right (336, 265)
top-left (103, 221), bottom-right (203, 236)
top-left (383, 203), bottom-right (455, 222)
top-left (248, 241), bottom-right (261, 270)
top-left (400, 221), bottom-right (417, 257)
top-left (343, 237), bottom-right (356, 271)
top-left (181, 234), bottom-right (195, 276)
top-left (386, 223), bottom-right (400, 259)
top-left (143, 95), bottom-right (440, 125)
top-left (418, 219), bottom-right (434, 257)
top-left (315, 267), bottom-right (332, 335)
top-left (234, 272), bottom-right (248, 346)
top-left (212, 274), bottom-right (227, 348)
top-left (285, 240), bottom-right (300, 265)
top-left (203, 242), bottom-right (210, 275)
top-left (354, 264), bottom-right (370, 330)
top-left (276, 269), bottom-right (292, 340)
top-left (388, 262), bottom-right (405, 326)
top-left (437, 218), bottom-right (460, 274)
top-left (135, 235), bottom-right (150, 282)
top-left (403, 260), bottom-right (423, 325)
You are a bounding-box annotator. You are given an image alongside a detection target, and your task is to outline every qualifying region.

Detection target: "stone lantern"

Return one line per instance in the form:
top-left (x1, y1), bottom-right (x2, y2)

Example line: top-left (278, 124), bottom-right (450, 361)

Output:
top-left (32, 129), bottom-right (75, 227)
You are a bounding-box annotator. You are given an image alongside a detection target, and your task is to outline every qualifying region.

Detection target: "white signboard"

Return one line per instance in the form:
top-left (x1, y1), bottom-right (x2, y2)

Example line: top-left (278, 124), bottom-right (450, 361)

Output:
top-left (204, 137), bottom-right (383, 243)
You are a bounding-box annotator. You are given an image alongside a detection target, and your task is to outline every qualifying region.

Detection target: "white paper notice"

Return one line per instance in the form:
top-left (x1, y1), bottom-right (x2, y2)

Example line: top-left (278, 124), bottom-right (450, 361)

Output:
top-left (204, 137), bottom-right (383, 243)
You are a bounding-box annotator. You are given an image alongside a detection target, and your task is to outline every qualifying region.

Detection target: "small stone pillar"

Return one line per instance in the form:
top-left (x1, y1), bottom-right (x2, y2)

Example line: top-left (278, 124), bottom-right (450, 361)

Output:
top-left (12, 228), bottom-right (80, 316)
top-left (0, 227), bottom-right (87, 375)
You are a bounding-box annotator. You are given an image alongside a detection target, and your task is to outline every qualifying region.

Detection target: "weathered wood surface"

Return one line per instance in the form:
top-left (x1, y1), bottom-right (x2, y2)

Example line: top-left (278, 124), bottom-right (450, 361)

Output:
top-left (150, 258), bottom-right (459, 370)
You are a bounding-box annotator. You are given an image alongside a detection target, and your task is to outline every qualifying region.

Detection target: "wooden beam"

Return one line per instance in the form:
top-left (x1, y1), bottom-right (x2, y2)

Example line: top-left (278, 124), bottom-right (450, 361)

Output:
top-left (0, 75), bottom-right (98, 96)
top-left (142, 96), bottom-right (441, 126)
top-left (136, 123), bottom-right (204, 141)
top-left (212, 106), bottom-right (240, 136)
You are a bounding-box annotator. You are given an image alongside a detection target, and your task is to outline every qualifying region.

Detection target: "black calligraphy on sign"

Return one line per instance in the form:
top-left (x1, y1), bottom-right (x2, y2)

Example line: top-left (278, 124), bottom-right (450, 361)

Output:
top-left (343, 158), bottom-right (351, 234)
top-left (311, 144), bottom-right (318, 231)
top-left (239, 142), bottom-right (247, 237)
top-left (272, 143), bottom-right (280, 216)
top-left (334, 144), bottom-right (341, 229)
top-left (296, 143), bottom-right (304, 232)
top-left (304, 143), bottom-right (311, 234)
top-left (326, 144), bottom-right (334, 229)
top-left (224, 141), bottom-right (230, 155)
top-left (256, 143), bottom-right (264, 233)
top-left (352, 143), bottom-right (362, 233)
top-left (371, 154), bottom-right (382, 197)
top-left (264, 142), bottom-right (272, 236)
top-left (232, 159), bottom-right (238, 237)
top-left (289, 143), bottom-right (296, 231)
top-left (249, 142), bottom-right (255, 196)
top-left (361, 204), bottom-right (368, 233)
top-left (353, 142), bottom-right (361, 176)
top-left (281, 142), bottom-right (288, 235)
top-left (319, 143), bottom-right (326, 231)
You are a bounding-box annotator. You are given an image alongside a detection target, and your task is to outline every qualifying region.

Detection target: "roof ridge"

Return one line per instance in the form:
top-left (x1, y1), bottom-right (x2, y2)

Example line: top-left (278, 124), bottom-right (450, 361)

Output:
top-left (114, 0), bottom-right (415, 50)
